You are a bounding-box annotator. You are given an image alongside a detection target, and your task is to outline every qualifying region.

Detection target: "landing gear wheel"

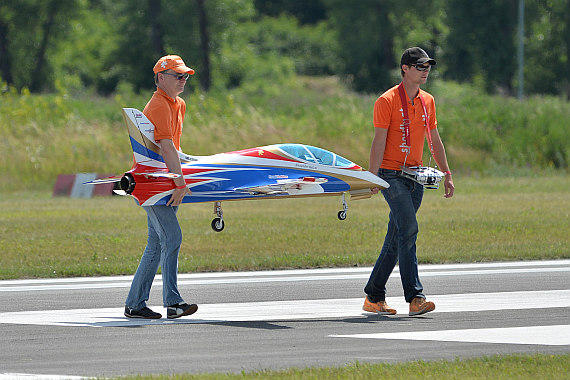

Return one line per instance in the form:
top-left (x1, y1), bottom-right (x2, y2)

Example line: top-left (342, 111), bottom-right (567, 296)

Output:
top-left (211, 217), bottom-right (225, 232)
top-left (337, 193), bottom-right (348, 221)
top-left (211, 201), bottom-right (224, 232)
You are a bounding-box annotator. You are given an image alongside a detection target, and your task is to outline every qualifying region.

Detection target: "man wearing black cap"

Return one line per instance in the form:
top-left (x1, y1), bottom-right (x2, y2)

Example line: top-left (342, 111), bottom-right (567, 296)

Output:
top-left (363, 47), bottom-right (454, 316)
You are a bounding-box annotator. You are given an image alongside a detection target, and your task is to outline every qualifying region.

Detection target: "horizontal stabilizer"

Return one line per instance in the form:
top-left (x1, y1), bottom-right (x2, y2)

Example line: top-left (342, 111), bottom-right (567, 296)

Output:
top-left (142, 172), bottom-right (181, 179)
top-left (82, 175), bottom-right (122, 185)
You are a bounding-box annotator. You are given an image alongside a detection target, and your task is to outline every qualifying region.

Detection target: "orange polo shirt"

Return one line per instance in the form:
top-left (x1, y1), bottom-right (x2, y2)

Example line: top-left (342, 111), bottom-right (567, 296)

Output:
top-left (373, 84), bottom-right (437, 170)
top-left (143, 87), bottom-right (186, 150)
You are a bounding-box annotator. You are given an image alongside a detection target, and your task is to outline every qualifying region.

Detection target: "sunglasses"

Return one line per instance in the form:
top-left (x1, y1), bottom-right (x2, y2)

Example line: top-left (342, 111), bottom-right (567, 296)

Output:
top-left (410, 64), bottom-right (431, 72)
top-left (161, 72), bottom-right (190, 81)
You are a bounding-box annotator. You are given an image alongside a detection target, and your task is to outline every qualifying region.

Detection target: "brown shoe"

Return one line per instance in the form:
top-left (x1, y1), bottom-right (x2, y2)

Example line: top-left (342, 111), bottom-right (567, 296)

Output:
top-left (363, 297), bottom-right (397, 315)
top-left (409, 297), bottom-right (435, 316)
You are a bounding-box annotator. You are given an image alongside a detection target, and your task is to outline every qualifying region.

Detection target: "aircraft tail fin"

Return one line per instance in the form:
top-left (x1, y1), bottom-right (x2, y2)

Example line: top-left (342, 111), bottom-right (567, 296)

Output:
top-left (122, 108), bottom-right (199, 166)
top-left (122, 108), bottom-right (166, 168)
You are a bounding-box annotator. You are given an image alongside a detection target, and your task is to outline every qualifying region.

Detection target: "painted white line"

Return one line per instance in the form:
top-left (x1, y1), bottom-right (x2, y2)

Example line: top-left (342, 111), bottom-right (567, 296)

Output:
top-left (1, 260), bottom-right (568, 292)
top-left (0, 290), bottom-right (568, 329)
top-left (331, 325), bottom-right (570, 346)
top-left (0, 374), bottom-right (85, 380)
top-left (2, 260), bottom-right (567, 284)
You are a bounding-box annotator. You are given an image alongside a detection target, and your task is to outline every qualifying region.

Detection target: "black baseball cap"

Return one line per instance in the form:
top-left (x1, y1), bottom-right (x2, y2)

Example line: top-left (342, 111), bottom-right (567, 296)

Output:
top-left (401, 47), bottom-right (436, 66)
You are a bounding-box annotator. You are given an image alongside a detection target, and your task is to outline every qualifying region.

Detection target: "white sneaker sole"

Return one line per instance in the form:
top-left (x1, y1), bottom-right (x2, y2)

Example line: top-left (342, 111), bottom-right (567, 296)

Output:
top-left (167, 304), bottom-right (198, 319)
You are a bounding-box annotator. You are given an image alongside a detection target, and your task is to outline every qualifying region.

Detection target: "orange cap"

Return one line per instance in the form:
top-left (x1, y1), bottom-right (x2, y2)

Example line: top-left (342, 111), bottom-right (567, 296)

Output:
top-left (153, 55), bottom-right (195, 75)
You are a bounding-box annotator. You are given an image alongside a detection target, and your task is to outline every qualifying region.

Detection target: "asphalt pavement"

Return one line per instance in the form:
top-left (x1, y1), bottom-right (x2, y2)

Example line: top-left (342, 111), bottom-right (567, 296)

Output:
top-left (1, 260), bottom-right (569, 378)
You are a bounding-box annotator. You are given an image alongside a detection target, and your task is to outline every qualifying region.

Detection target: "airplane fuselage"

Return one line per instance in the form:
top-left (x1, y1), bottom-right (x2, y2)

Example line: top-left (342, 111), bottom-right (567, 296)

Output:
top-left (126, 144), bottom-right (387, 207)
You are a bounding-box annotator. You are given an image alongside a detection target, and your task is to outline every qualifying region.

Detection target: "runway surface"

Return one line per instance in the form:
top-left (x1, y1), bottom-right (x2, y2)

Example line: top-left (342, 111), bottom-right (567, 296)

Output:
top-left (1, 260), bottom-right (569, 378)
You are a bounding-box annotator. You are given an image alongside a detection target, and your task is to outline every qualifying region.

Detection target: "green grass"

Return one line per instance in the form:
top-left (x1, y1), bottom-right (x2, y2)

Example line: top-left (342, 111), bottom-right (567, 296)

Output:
top-left (116, 354), bottom-right (569, 379)
top-left (1, 176), bottom-right (567, 280)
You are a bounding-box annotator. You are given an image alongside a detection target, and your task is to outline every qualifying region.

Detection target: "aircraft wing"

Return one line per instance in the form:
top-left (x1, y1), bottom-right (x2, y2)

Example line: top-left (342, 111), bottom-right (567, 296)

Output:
top-left (237, 176), bottom-right (328, 195)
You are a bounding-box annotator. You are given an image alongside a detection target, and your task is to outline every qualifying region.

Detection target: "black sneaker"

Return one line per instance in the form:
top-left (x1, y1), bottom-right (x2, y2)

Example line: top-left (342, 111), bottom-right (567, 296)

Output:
top-left (124, 306), bottom-right (162, 319)
top-left (167, 303), bottom-right (198, 319)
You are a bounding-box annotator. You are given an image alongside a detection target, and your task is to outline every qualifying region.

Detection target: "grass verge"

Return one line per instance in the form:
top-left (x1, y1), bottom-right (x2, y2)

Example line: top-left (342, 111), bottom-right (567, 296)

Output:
top-left (116, 353), bottom-right (569, 379)
top-left (0, 176), bottom-right (568, 280)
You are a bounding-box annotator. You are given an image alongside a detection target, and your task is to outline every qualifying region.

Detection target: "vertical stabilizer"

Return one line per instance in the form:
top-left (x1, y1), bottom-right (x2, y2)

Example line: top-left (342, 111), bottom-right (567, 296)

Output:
top-left (122, 108), bottom-right (166, 168)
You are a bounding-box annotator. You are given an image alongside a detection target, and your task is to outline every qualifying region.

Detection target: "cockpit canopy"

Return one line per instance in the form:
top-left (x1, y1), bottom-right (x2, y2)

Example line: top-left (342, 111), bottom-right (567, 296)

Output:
top-left (277, 144), bottom-right (356, 168)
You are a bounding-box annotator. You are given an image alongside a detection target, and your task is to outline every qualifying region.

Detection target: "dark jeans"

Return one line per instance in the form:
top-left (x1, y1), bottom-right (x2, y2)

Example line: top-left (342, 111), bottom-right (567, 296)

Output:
top-left (364, 169), bottom-right (425, 303)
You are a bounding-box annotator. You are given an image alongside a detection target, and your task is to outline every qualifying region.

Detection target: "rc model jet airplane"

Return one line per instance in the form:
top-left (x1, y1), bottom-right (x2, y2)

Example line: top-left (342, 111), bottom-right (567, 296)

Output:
top-left (86, 108), bottom-right (389, 232)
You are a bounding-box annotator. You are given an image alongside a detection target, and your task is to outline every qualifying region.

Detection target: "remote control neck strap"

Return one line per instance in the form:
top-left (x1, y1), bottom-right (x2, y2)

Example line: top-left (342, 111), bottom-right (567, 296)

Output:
top-left (397, 82), bottom-right (435, 167)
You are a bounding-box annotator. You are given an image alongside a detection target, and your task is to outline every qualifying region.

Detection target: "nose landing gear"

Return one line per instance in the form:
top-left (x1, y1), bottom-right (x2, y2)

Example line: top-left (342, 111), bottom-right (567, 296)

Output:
top-left (337, 193), bottom-right (348, 220)
top-left (211, 201), bottom-right (225, 232)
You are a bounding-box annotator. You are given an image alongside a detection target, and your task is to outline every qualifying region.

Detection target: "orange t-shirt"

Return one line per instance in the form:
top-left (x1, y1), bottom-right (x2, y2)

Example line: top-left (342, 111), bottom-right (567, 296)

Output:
top-left (373, 84), bottom-right (437, 170)
top-left (143, 88), bottom-right (186, 150)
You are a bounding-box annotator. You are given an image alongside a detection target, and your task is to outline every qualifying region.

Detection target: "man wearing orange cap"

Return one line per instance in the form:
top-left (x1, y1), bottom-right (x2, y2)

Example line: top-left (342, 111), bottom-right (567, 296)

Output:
top-left (124, 55), bottom-right (198, 320)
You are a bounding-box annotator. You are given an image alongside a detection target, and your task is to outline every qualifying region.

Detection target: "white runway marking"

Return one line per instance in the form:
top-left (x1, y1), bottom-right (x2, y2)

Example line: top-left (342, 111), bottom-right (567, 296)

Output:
top-left (331, 325), bottom-right (570, 346)
top-left (1, 260), bottom-right (568, 292)
top-left (1, 289), bottom-right (568, 336)
top-left (0, 374), bottom-right (84, 380)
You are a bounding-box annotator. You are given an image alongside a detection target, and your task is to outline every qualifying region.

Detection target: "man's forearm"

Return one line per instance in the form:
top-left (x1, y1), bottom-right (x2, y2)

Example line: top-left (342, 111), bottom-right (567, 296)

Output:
top-left (369, 128), bottom-right (388, 174)
top-left (159, 140), bottom-right (185, 186)
top-left (432, 140), bottom-right (450, 172)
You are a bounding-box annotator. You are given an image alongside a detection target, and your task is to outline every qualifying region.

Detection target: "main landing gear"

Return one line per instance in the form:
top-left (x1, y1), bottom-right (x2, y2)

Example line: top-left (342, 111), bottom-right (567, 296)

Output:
top-left (211, 201), bottom-right (225, 232)
top-left (212, 194), bottom-right (348, 232)
top-left (337, 193), bottom-right (348, 221)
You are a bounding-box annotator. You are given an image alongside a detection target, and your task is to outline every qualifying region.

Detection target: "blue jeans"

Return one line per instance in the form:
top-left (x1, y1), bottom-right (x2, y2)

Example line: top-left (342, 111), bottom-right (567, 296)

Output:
top-left (125, 205), bottom-right (185, 309)
top-left (364, 169), bottom-right (425, 303)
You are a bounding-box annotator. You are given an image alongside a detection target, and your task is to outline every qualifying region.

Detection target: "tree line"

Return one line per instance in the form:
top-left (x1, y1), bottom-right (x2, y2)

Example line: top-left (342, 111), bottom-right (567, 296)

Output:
top-left (0, 0), bottom-right (568, 97)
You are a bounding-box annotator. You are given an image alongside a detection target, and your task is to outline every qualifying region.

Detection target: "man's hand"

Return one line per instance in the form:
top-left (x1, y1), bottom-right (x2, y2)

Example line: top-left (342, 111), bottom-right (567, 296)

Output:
top-left (158, 138), bottom-right (192, 206)
top-left (368, 169), bottom-right (381, 195)
top-left (167, 186), bottom-right (191, 206)
top-left (443, 175), bottom-right (454, 198)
